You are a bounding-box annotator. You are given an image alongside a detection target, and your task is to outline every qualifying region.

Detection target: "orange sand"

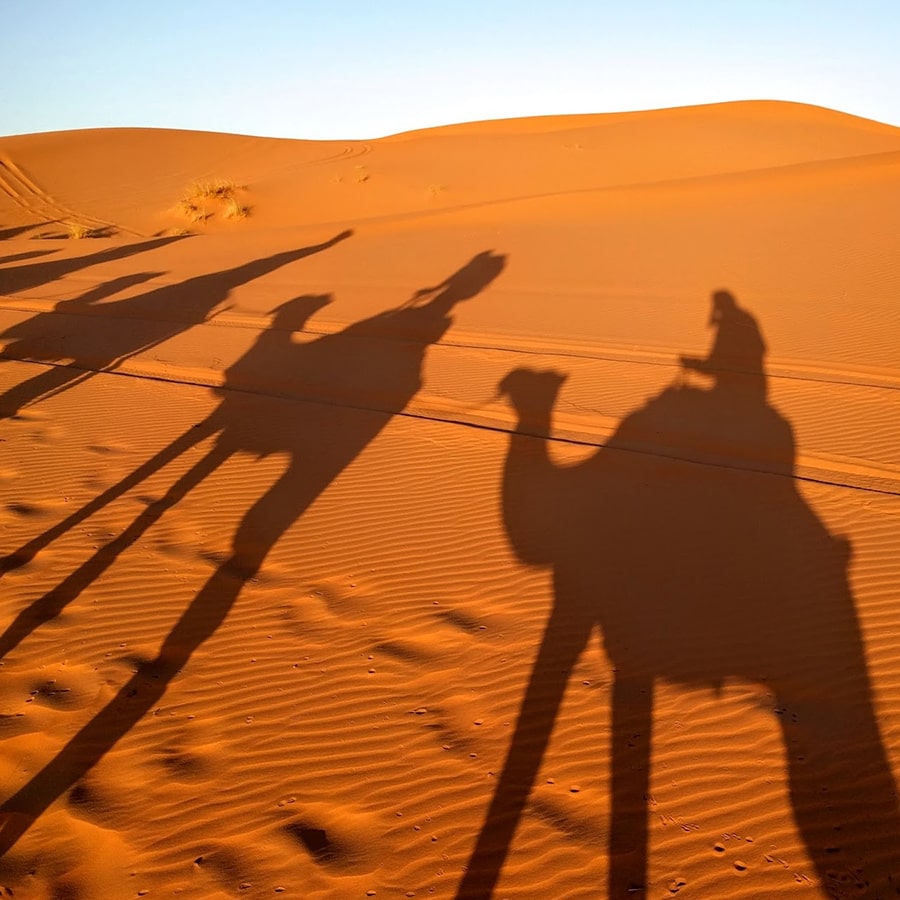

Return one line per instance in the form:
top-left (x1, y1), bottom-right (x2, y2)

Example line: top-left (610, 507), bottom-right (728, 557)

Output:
top-left (0, 100), bottom-right (899, 898)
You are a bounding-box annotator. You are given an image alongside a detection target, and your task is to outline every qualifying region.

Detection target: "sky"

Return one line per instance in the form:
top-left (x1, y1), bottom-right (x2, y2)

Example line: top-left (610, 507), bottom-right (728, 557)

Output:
top-left (4, 1), bottom-right (900, 139)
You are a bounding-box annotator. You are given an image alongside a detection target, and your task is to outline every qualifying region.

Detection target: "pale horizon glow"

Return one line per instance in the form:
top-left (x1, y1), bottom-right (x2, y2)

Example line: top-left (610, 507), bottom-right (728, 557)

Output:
top-left (4, 1), bottom-right (900, 140)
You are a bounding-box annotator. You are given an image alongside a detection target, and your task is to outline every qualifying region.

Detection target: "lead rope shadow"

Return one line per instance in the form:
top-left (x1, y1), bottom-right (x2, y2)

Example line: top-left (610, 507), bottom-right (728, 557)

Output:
top-left (457, 291), bottom-right (900, 899)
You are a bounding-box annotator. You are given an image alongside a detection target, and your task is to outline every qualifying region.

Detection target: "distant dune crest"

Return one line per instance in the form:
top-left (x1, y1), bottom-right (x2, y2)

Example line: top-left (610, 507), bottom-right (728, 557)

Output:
top-left (2, 99), bottom-right (899, 239)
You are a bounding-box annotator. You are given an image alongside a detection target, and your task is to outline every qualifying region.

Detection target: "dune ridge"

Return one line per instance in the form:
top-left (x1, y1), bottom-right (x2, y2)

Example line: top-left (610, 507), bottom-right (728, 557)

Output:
top-left (1, 100), bottom-right (899, 898)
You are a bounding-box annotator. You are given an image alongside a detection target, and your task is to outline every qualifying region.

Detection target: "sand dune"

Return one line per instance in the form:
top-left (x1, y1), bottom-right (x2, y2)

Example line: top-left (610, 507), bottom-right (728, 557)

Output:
top-left (0, 100), bottom-right (899, 898)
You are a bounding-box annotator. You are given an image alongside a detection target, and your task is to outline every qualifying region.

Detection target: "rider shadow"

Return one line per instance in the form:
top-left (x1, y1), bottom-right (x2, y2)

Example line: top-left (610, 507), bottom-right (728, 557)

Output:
top-left (0, 249), bottom-right (507, 853)
top-left (457, 292), bottom-right (900, 898)
top-left (0, 231), bottom-right (352, 418)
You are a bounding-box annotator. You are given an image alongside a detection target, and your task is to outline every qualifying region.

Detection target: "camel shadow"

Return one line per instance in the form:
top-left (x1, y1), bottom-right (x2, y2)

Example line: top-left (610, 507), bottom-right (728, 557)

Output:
top-left (0, 249), bottom-right (507, 854)
top-left (457, 292), bottom-right (900, 898)
top-left (0, 231), bottom-right (352, 417)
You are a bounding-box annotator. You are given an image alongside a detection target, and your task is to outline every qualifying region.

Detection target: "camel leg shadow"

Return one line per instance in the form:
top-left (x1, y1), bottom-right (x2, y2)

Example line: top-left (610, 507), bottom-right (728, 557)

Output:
top-left (608, 670), bottom-right (653, 896)
top-left (456, 612), bottom-right (592, 899)
top-left (0, 421), bottom-right (222, 659)
top-left (0, 452), bottom-right (329, 853)
top-left (776, 678), bottom-right (900, 896)
top-left (0, 364), bottom-right (91, 419)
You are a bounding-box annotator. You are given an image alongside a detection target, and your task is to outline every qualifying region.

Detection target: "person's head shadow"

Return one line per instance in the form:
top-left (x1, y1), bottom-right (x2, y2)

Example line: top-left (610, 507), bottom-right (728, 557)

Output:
top-left (458, 290), bottom-right (900, 898)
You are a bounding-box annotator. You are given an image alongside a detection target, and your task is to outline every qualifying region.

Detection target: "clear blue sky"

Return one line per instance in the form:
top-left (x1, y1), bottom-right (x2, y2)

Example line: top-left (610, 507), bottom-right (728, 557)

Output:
top-left (4, 1), bottom-right (900, 139)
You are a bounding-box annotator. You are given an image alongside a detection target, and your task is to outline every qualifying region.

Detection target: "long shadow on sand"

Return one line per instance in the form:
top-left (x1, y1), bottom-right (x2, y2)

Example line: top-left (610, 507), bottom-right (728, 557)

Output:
top-left (0, 235), bottom-right (182, 295)
top-left (0, 231), bottom-right (352, 417)
top-left (456, 292), bottom-right (900, 899)
top-left (0, 225), bottom-right (50, 241)
top-left (0, 249), bottom-right (507, 853)
top-left (0, 249), bottom-right (58, 266)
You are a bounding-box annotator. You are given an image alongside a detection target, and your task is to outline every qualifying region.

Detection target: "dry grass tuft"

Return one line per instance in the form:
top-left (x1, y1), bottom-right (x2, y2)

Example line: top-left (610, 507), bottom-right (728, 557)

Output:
top-left (175, 178), bottom-right (250, 225)
top-left (66, 222), bottom-right (93, 239)
top-left (178, 198), bottom-right (211, 223)
top-left (190, 178), bottom-right (240, 200)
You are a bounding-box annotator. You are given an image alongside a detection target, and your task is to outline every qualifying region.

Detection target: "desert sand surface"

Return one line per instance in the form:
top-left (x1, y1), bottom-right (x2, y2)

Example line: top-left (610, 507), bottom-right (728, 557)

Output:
top-left (0, 99), bottom-right (899, 899)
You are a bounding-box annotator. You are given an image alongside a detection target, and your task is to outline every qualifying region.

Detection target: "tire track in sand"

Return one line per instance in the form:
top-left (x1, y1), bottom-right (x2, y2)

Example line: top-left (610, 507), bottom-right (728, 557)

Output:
top-left (0, 156), bottom-right (142, 238)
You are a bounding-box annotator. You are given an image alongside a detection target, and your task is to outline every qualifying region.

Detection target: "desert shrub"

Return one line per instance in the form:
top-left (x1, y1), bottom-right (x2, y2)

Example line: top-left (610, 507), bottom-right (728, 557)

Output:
top-left (177, 198), bottom-right (211, 223)
top-left (176, 178), bottom-right (249, 224)
top-left (66, 222), bottom-right (92, 239)
top-left (190, 178), bottom-right (239, 199)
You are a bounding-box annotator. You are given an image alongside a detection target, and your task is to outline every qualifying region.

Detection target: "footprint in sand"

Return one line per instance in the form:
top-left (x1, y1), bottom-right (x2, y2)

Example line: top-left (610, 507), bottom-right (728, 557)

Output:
top-left (276, 801), bottom-right (388, 876)
top-left (25, 663), bottom-right (104, 711)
